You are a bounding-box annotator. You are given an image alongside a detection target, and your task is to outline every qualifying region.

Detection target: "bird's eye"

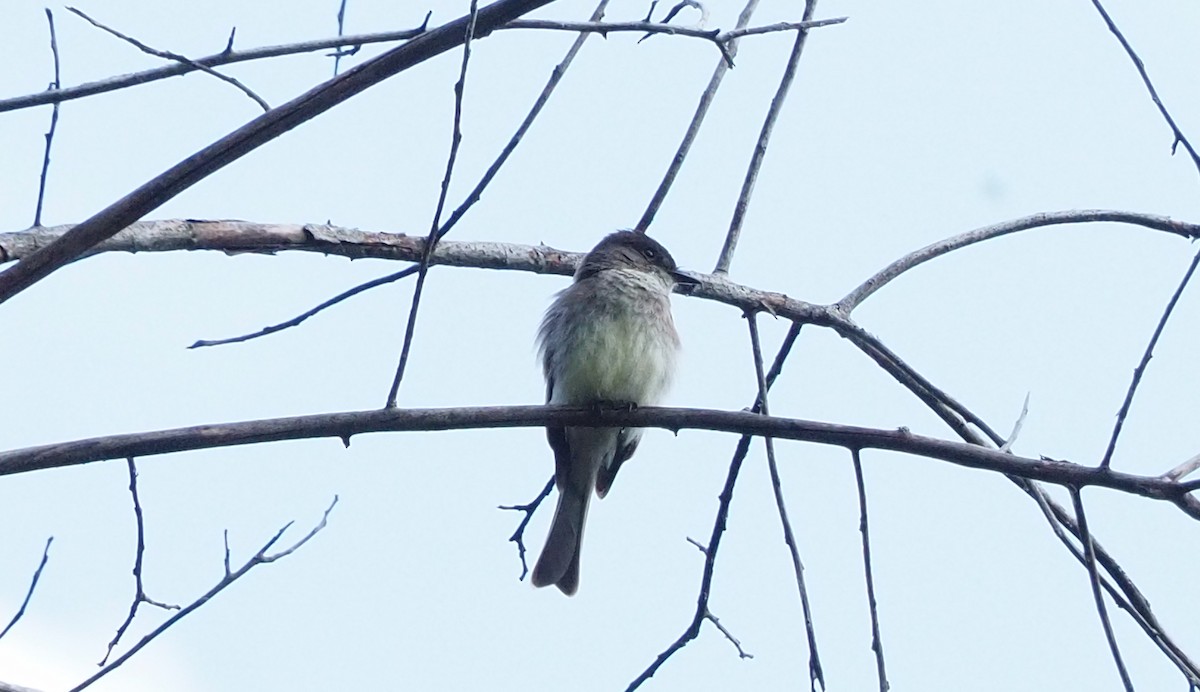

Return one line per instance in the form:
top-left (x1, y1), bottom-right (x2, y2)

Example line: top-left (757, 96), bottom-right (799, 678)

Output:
top-left (642, 248), bottom-right (657, 260)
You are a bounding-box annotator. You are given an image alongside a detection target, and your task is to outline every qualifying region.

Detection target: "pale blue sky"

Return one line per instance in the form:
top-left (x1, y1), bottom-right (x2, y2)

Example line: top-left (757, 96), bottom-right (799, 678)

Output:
top-left (2, 1), bottom-right (1199, 690)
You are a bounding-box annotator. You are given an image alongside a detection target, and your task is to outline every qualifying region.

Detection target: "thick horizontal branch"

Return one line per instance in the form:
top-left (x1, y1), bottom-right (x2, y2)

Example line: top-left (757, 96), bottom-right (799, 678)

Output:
top-left (0, 219), bottom-right (838, 326)
top-left (1, 405), bottom-right (1195, 518)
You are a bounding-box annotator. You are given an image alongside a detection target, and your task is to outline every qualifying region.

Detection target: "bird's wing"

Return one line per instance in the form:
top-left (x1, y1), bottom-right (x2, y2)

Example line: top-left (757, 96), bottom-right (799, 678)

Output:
top-left (595, 427), bottom-right (641, 498)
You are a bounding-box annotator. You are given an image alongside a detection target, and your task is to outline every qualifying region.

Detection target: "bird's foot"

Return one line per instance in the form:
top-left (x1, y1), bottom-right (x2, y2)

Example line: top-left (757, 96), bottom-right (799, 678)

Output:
top-left (590, 399), bottom-right (638, 415)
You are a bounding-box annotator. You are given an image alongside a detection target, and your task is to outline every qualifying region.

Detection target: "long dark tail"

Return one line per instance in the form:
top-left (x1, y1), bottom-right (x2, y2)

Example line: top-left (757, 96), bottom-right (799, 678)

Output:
top-left (531, 486), bottom-right (590, 596)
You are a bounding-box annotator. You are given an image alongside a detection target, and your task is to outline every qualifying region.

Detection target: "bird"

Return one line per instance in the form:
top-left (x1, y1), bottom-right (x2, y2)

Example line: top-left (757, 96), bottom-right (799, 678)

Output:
top-left (531, 230), bottom-right (694, 595)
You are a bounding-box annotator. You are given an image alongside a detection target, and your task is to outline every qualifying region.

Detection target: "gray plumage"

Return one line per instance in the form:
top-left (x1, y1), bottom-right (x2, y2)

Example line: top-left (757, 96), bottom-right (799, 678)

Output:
top-left (531, 231), bottom-right (688, 595)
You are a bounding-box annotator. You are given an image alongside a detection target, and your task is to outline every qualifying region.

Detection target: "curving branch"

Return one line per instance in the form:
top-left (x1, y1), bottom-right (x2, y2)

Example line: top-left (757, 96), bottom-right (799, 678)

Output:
top-left (837, 210), bottom-right (1200, 311)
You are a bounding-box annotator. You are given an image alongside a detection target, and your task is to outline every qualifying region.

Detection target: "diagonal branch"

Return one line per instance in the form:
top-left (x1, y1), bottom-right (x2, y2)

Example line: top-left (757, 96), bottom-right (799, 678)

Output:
top-left (745, 312), bottom-right (824, 690)
top-left (837, 210), bottom-right (1200, 311)
top-left (32, 8), bottom-right (61, 228)
top-left (0, 0), bottom-right (558, 306)
top-left (0, 537), bottom-right (53, 641)
top-left (1100, 247), bottom-right (1200, 469)
top-left (1070, 488), bottom-right (1134, 690)
top-left (635, 0), bottom-right (764, 232)
top-left (66, 6), bottom-right (270, 111)
top-left (1088, 0), bottom-right (1200, 178)
top-left (385, 0), bottom-right (482, 407)
top-left (713, 0), bottom-right (820, 275)
top-left (68, 497), bottom-right (337, 692)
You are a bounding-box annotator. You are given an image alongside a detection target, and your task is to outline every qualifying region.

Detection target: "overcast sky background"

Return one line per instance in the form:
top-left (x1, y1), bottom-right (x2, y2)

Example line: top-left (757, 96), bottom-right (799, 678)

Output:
top-left (2, 0), bottom-right (1200, 690)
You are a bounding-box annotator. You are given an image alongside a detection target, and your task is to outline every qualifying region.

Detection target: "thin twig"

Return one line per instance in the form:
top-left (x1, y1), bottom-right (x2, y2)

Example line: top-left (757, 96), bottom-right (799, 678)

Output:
top-left (498, 475), bottom-right (555, 581)
top-left (0, 20), bottom-right (432, 114)
top-left (69, 497), bottom-right (338, 692)
top-left (511, 17), bottom-right (843, 43)
top-left (0, 0), bottom-right (557, 305)
top-left (635, 0), bottom-right (765, 232)
top-left (713, 0), bottom-right (819, 275)
top-left (627, 322), bottom-right (805, 690)
top-left (189, 266), bottom-right (419, 348)
top-left (1088, 0), bottom-right (1200, 178)
top-left (1020, 479), bottom-right (1200, 684)
top-left (101, 459), bottom-right (181, 666)
top-left (196, 0), bottom-right (613, 352)
top-left (1070, 488), bottom-right (1134, 691)
top-left (199, 0), bottom-right (609, 351)
top-left (0, 537), bottom-right (53, 641)
top-left (1163, 453), bottom-right (1200, 482)
top-left (0, 16), bottom-right (850, 115)
top-left (626, 436), bottom-right (753, 691)
top-left (837, 210), bottom-right (1200, 311)
top-left (33, 9), bottom-right (61, 228)
top-left (1100, 247), bottom-right (1200, 469)
top-left (333, 0), bottom-right (350, 76)
top-left (704, 610), bottom-right (753, 659)
top-left (840, 319), bottom-right (1005, 446)
top-left (851, 449), bottom-right (889, 692)
top-left (746, 312), bottom-right (823, 690)
top-left (385, 0), bottom-right (480, 407)
top-left (66, 7), bottom-right (270, 111)
top-left (434, 0), bottom-right (613, 241)
top-left (999, 392), bottom-right (1030, 453)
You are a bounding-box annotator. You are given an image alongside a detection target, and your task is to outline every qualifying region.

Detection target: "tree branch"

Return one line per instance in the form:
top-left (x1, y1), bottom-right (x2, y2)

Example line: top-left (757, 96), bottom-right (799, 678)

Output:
top-left (1, 405), bottom-right (1196, 518)
top-left (0, 0), bottom-right (558, 305)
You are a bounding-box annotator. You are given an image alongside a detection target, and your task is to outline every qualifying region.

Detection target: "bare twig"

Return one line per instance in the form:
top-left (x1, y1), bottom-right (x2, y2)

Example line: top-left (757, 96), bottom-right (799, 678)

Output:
top-left (839, 319), bottom-right (1005, 446)
top-left (33, 9), bottom-right (61, 228)
top-left (626, 434), bottom-right (754, 691)
top-left (0, 0), bottom-right (557, 306)
top-left (101, 459), bottom-right (181, 665)
top-left (1100, 247), bottom-right (1200, 469)
top-left (510, 17), bottom-right (843, 45)
top-left (498, 475), bottom-right (555, 580)
top-left (386, 0), bottom-right (480, 407)
top-left (0, 16), bottom-right (850, 115)
top-left (999, 393), bottom-right (1030, 453)
top-left (200, 0), bottom-right (611, 351)
top-left (0, 537), bottom-right (53, 641)
top-left (333, 0), bottom-right (350, 75)
top-left (838, 210), bottom-right (1200, 311)
top-left (189, 266), bottom-right (419, 348)
top-left (635, 0), bottom-right (765, 232)
top-left (69, 498), bottom-right (338, 692)
top-left (704, 610), bottom-right (753, 659)
top-left (1019, 479), bottom-right (1200, 684)
top-left (850, 449), bottom-right (889, 692)
top-left (0, 21), bottom-right (432, 114)
top-left (746, 312), bottom-right (823, 690)
top-left (714, 0), bottom-right (819, 275)
top-left (1163, 452), bottom-right (1200, 482)
top-left (1070, 488), bottom-right (1134, 691)
top-left (1088, 0), bottom-right (1200, 178)
top-left (627, 322), bottom-right (804, 690)
top-left (66, 7), bottom-right (270, 111)
top-left (434, 0), bottom-right (613, 240)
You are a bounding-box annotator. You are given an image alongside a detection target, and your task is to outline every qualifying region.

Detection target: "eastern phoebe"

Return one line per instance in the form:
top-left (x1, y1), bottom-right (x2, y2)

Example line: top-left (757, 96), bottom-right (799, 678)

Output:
top-left (532, 230), bottom-right (693, 595)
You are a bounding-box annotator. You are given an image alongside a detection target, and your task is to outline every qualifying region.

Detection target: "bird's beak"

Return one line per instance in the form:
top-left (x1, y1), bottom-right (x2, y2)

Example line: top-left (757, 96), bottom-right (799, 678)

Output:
top-left (671, 269), bottom-right (702, 294)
